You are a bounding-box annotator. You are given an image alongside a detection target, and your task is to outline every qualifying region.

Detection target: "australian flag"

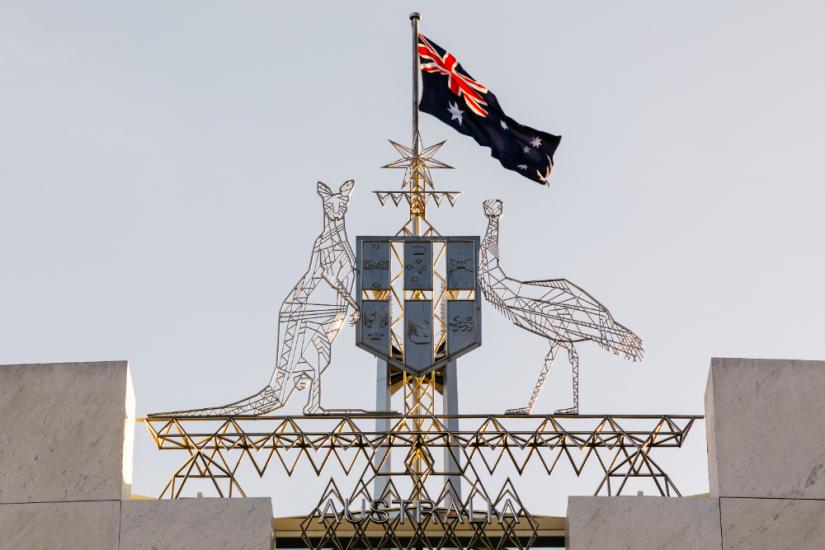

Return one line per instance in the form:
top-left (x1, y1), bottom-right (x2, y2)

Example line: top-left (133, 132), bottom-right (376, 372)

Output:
top-left (418, 34), bottom-right (561, 185)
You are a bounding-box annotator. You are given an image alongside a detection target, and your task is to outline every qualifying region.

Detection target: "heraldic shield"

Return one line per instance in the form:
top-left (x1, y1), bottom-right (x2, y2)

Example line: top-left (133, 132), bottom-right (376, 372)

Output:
top-left (356, 236), bottom-right (482, 375)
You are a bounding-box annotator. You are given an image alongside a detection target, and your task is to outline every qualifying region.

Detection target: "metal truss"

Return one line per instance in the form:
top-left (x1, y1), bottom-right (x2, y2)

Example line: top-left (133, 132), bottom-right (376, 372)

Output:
top-left (300, 476), bottom-right (543, 550)
top-left (479, 199), bottom-right (645, 416)
top-left (142, 412), bottom-right (698, 548)
top-left (142, 413), bottom-right (698, 499)
top-left (152, 181), bottom-right (359, 417)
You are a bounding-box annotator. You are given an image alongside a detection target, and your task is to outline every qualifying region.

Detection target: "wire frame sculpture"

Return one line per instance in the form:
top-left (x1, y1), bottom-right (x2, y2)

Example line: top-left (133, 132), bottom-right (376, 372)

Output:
top-left (151, 180), bottom-right (359, 417)
top-left (479, 199), bottom-right (644, 415)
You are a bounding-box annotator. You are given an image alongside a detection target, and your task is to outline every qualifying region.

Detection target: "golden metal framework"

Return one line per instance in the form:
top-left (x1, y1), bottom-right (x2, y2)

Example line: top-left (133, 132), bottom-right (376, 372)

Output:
top-left (142, 413), bottom-right (699, 500)
top-left (303, 476), bottom-right (542, 549)
top-left (142, 412), bottom-right (699, 547)
top-left (274, 513), bottom-right (566, 550)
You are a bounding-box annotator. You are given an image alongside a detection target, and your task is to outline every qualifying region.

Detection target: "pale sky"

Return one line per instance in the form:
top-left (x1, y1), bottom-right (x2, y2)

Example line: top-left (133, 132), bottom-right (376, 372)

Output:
top-left (2, 1), bottom-right (824, 517)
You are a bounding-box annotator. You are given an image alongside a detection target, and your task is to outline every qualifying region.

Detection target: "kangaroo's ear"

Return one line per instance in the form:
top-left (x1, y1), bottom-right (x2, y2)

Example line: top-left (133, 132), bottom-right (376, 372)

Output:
top-left (339, 179), bottom-right (355, 197)
top-left (317, 181), bottom-right (333, 199)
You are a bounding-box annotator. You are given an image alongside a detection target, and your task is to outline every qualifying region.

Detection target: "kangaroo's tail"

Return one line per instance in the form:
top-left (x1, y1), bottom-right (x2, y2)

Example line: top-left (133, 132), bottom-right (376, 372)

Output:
top-left (148, 385), bottom-right (283, 418)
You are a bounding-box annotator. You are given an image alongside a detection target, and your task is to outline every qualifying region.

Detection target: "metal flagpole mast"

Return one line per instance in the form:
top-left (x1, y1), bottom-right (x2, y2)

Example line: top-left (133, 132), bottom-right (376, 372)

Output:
top-left (382, 12), bottom-right (455, 238)
top-left (411, 12), bottom-right (420, 157)
top-left (408, 12), bottom-right (426, 237)
top-left (406, 11), bottom-right (426, 500)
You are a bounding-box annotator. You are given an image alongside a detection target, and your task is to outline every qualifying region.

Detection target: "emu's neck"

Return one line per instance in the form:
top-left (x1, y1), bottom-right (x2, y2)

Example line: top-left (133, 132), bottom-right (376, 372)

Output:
top-left (481, 216), bottom-right (501, 271)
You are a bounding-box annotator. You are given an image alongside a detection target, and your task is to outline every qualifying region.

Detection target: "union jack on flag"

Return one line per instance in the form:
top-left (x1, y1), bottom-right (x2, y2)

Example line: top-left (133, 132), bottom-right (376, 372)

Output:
top-left (418, 34), bottom-right (489, 117)
top-left (417, 34), bottom-right (561, 185)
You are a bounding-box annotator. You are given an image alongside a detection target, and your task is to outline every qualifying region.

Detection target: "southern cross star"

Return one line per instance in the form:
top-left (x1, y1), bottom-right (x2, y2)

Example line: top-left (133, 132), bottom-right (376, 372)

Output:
top-left (522, 145), bottom-right (531, 154)
top-left (500, 120), bottom-right (509, 130)
top-left (517, 164), bottom-right (528, 170)
top-left (447, 101), bottom-right (464, 125)
top-left (530, 136), bottom-right (542, 148)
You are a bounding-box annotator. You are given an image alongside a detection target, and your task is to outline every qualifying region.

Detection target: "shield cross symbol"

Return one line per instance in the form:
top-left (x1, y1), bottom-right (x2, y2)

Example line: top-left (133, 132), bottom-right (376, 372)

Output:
top-left (356, 236), bottom-right (482, 375)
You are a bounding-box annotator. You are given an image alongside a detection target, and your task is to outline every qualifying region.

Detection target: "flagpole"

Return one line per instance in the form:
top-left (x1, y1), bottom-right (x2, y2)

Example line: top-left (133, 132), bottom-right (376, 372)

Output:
top-left (407, 12), bottom-right (427, 497)
top-left (408, 11), bottom-right (425, 236)
top-left (410, 12), bottom-right (421, 156)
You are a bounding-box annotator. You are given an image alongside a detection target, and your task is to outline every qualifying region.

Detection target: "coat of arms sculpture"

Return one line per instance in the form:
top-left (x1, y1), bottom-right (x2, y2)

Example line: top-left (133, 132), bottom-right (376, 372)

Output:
top-left (142, 13), bottom-right (703, 550)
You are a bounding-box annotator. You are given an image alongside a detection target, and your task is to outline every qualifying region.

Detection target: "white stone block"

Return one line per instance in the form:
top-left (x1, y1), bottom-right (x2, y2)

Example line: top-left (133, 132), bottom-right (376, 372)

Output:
top-left (706, 357), bottom-right (825, 498)
top-left (566, 496), bottom-right (722, 550)
top-left (0, 500), bottom-right (120, 549)
top-left (120, 497), bottom-right (273, 550)
top-left (721, 497), bottom-right (825, 549)
top-left (0, 361), bottom-right (135, 503)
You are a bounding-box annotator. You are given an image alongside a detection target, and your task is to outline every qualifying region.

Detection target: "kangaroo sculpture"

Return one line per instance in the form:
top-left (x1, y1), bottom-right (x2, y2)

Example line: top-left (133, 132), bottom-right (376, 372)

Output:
top-left (156, 180), bottom-right (358, 416)
top-left (479, 199), bottom-right (643, 415)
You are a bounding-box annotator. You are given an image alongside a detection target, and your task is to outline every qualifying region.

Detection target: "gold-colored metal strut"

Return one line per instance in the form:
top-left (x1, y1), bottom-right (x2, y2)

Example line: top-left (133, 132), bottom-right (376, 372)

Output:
top-left (408, 156), bottom-right (427, 236)
top-left (379, 140), bottom-right (455, 238)
top-left (141, 413), bottom-right (702, 500)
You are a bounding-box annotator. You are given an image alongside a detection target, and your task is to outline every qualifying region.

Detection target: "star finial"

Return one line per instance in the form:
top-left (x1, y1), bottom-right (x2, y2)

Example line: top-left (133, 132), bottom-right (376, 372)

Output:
top-left (382, 139), bottom-right (453, 190)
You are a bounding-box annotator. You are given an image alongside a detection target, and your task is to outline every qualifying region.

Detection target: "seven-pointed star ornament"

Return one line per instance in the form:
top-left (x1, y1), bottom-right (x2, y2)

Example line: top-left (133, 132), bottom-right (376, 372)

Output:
top-left (382, 139), bottom-right (453, 190)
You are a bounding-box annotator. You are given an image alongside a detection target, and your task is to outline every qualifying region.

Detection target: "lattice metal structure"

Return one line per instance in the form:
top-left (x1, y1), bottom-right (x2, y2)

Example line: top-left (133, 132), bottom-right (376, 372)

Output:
top-left (273, 513), bottom-right (566, 550)
top-left (301, 476), bottom-right (543, 550)
top-left (479, 199), bottom-right (644, 415)
top-left (142, 412), bottom-right (699, 547)
top-left (142, 413), bottom-right (699, 499)
top-left (153, 181), bottom-right (359, 417)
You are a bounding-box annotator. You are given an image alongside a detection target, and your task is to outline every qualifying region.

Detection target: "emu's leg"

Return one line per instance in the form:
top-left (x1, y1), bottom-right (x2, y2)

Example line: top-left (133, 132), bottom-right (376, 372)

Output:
top-left (554, 346), bottom-right (579, 415)
top-left (506, 343), bottom-right (558, 415)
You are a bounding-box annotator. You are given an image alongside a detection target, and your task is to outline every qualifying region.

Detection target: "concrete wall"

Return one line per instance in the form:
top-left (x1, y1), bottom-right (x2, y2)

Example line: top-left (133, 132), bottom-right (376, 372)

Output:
top-left (706, 357), bottom-right (825, 499)
top-left (120, 498), bottom-right (274, 550)
top-left (567, 496), bottom-right (721, 550)
top-left (0, 360), bottom-right (135, 503)
top-left (0, 361), bottom-right (273, 550)
top-left (567, 357), bottom-right (825, 550)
